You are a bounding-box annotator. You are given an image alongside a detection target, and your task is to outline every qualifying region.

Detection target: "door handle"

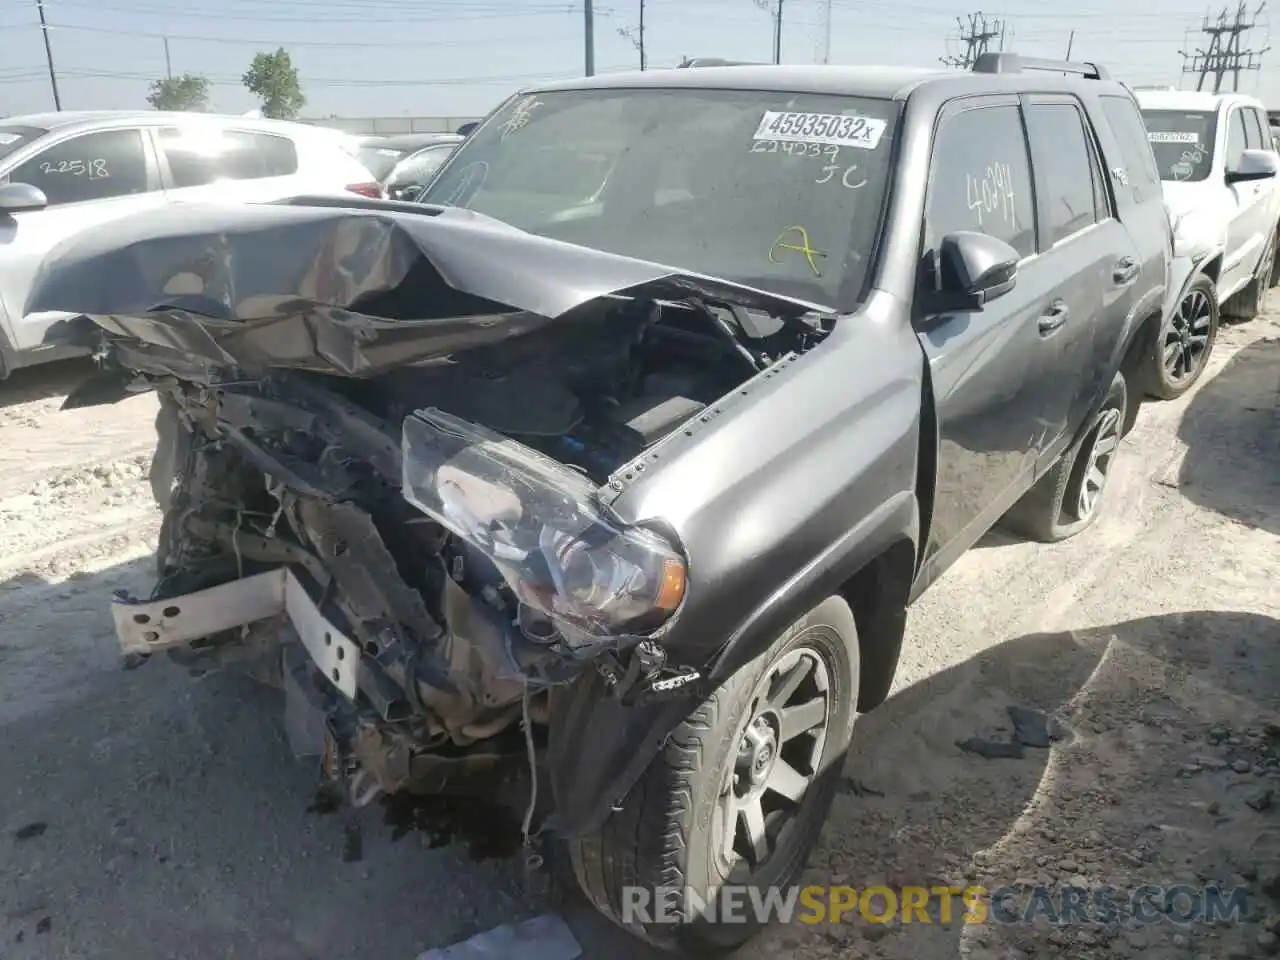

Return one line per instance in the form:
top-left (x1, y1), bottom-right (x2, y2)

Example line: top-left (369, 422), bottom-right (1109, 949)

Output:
top-left (1038, 300), bottom-right (1070, 335)
top-left (1113, 256), bottom-right (1140, 285)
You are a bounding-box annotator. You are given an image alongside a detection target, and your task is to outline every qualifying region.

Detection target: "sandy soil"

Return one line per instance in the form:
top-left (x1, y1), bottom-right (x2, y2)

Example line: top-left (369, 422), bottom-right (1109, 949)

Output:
top-left (0, 319), bottom-right (1276, 960)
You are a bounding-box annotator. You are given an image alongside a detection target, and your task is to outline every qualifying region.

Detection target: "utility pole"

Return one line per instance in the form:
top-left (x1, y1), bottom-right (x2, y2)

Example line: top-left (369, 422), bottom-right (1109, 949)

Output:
top-left (584, 0), bottom-right (595, 76)
top-left (35, 0), bottom-right (61, 111)
top-left (164, 36), bottom-right (172, 80)
top-left (941, 11), bottom-right (1006, 69)
top-left (774, 0), bottom-right (784, 63)
top-left (818, 0), bottom-right (832, 63)
top-left (617, 0), bottom-right (646, 70)
top-left (1180, 2), bottom-right (1269, 92)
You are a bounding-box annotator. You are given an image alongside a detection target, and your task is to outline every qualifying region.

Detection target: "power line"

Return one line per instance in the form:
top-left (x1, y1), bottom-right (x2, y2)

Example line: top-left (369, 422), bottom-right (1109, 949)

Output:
top-left (941, 11), bottom-right (1005, 69)
top-left (1179, 1), bottom-right (1270, 91)
top-left (616, 0), bottom-right (645, 70)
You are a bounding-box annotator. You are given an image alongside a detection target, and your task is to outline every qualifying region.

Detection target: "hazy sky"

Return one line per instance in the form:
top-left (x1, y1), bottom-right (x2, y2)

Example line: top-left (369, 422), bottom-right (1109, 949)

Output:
top-left (0, 0), bottom-right (1275, 120)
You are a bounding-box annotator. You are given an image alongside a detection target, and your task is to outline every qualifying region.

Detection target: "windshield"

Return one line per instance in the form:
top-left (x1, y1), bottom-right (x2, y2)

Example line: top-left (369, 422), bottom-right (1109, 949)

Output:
top-left (421, 88), bottom-right (900, 308)
top-left (1141, 109), bottom-right (1217, 182)
top-left (0, 126), bottom-right (48, 165)
top-left (358, 144), bottom-right (413, 181)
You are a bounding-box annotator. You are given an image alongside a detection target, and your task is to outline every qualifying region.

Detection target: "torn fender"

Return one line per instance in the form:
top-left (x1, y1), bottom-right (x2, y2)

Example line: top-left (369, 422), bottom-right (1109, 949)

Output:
top-left (27, 199), bottom-right (821, 380)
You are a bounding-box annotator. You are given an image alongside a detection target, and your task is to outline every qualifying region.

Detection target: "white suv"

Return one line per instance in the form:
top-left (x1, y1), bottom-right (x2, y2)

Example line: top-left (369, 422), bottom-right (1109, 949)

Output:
top-left (1135, 90), bottom-right (1280, 397)
top-left (0, 111), bottom-right (383, 378)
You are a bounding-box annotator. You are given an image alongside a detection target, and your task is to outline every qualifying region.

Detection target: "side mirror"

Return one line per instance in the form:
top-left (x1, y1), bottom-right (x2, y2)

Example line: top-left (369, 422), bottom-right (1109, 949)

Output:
top-left (921, 231), bottom-right (1020, 314)
top-left (1225, 148), bottom-right (1278, 184)
top-left (0, 182), bottom-right (48, 215)
top-left (387, 182), bottom-right (424, 202)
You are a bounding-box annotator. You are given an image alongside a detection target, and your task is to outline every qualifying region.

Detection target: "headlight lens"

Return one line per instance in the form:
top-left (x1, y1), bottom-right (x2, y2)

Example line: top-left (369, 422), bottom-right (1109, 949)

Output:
top-left (402, 407), bottom-right (686, 646)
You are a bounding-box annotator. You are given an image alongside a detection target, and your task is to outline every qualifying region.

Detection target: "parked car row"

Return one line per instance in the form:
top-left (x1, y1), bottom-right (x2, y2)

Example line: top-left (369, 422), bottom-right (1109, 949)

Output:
top-left (0, 111), bottom-right (388, 378)
top-left (4, 55), bottom-right (1279, 954)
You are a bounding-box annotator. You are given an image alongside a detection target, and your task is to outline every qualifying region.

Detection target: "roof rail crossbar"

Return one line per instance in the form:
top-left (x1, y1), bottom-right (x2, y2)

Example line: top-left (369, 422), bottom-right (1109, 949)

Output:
top-left (971, 52), bottom-right (1110, 81)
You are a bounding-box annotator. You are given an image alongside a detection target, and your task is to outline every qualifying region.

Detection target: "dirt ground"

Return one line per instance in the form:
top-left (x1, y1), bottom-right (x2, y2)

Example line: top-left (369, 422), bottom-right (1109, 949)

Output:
top-left (0, 317), bottom-right (1277, 960)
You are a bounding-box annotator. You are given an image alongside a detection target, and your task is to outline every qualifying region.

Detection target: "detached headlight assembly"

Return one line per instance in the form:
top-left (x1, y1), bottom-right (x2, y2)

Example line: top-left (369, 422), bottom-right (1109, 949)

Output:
top-left (401, 408), bottom-right (686, 648)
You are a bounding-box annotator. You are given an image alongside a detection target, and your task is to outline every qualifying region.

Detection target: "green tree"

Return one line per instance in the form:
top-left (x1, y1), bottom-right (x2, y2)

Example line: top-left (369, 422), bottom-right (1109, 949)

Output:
top-left (146, 73), bottom-right (211, 112)
top-left (242, 48), bottom-right (306, 120)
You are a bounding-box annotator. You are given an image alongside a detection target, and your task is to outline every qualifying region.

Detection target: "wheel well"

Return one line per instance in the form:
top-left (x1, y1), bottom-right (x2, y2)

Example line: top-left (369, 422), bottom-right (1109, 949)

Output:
top-left (1120, 306), bottom-right (1163, 384)
top-left (1201, 255), bottom-right (1223, 284)
top-left (838, 537), bottom-right (915, 712)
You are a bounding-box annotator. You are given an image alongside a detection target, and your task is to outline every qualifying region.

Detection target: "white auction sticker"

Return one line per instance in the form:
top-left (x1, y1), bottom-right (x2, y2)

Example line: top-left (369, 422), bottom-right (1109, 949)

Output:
top-left (753, 110), bottom-right (887, 150)
top-left (1147, 131), bottom-right (1200, 144)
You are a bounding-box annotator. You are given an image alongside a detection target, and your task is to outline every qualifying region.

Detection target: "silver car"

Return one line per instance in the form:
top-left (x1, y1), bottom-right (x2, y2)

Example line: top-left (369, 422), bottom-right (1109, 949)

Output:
top-left (0, 110), bottom-right (383, 378)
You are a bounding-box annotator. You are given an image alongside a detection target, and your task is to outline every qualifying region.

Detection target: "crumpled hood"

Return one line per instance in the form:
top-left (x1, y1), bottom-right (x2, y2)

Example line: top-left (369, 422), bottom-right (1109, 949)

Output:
top-left (28, 198), bottom-right (821, 377)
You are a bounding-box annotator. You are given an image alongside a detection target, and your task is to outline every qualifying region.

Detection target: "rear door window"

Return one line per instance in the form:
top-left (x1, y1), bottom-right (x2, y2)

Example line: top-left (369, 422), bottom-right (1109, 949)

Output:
top-left (925, 103), bottom-right (1036, 259)
top-left (1099, 95), bottom-right (1161, 203)
top-left (159, 127), bottom-right (299, 187)
top-left (8, 128), bottom-right (151, 205)
top-left (1025, 101), bottom-right (1108, 246)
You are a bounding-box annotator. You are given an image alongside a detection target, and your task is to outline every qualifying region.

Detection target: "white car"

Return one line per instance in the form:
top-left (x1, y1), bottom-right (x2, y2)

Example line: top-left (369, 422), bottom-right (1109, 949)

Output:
top-left (0, 111), bottom-right (384, 378)
top-left (1136, 90), bottom-right (1280, 397)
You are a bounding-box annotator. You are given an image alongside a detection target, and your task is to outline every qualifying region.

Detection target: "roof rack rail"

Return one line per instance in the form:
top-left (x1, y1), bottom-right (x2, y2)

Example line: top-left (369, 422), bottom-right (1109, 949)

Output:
top-left (971, 52), bottom-right (1110, 81)
top-left (676, 57), bottom-right (765, 68)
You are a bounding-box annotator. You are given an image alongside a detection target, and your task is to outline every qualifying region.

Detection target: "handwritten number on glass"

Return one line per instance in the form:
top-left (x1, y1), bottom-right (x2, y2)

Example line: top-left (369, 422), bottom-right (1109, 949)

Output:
top-left (37, 158), bottom-right (110, 179)
top-left (965, 162), bottom-right (1016, 230)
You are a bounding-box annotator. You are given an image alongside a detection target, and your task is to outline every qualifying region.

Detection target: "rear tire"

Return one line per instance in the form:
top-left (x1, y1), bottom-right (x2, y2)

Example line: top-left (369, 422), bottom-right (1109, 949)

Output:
top-left (1147, 274), bottom-right (1218, 400)
top-left (569, 595), bottom-right (860, 952)
top-left (1002, 372), bottom-right (1127, 543)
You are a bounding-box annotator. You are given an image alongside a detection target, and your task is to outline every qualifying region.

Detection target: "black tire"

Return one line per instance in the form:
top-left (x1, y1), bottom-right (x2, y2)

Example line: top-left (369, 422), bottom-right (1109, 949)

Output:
top-left (1223, 230), bottom-right (1276, 321)
top-left (1147, 274), bottom-right (1218, 400)
top-left (569, 595), bottom-right (860, 953)
top-left (1002, 372), bottom-right (1127, 543)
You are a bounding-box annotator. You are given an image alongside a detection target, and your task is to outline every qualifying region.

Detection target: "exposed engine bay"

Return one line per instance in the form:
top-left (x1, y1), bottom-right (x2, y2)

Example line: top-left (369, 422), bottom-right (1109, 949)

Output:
top-left (31, 201), bottom-right (830, 814)
top-left (117, 288), bottom-right (824, 805)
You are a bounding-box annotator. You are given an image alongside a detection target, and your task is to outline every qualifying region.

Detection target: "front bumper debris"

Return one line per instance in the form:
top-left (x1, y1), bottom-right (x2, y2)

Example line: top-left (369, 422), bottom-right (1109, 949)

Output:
top-left (112, 569), bottom-right (362, 699)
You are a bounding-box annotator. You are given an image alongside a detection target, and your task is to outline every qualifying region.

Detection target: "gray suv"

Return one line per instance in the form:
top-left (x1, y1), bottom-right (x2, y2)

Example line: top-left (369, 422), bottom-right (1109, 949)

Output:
top-left (29, 53), bottom-right (1170, 951)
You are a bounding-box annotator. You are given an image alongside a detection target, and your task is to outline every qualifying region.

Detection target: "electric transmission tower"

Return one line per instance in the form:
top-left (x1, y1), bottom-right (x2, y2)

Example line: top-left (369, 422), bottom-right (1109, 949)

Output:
top-left (1180, 2), bottom-right (1270, 92)
top-left (941, 11), bottom-right (1006, 69)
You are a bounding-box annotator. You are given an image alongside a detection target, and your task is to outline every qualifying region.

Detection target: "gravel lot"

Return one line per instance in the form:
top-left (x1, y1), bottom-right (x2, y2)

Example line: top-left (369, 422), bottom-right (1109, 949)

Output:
top-left (1, 318), bottom-right (1277, 960)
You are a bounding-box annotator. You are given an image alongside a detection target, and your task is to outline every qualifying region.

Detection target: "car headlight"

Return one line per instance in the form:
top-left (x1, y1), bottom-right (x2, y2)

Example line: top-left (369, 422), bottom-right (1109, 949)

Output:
top-left (401, 407), bottom-right (686, 648)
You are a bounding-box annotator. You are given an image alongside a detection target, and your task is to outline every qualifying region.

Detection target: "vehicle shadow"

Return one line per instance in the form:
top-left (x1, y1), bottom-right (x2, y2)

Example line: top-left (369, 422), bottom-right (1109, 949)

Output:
top-left (746, 609), bottom-right (1280, 960)
top-left (0, 556), bottom-right (583, 960)
top-left (0, 356), bottom-right (95, 410)
top-left (1177, 335), bottom-right (1280, 536)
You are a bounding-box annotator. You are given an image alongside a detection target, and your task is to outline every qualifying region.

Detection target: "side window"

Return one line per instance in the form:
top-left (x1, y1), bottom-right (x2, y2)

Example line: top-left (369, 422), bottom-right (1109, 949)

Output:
top-left (159, 127), bottom-right (298, 188)
top-left (1226, 109), bottom-right (1248, 169)
top-left (1244, 108), bottom-right (1266, 150)
top-left (9, 129), bottom-right (150, 205)
top-left (1098, 94), bottom-right (1161, 200)
top-left (1025, 102), bottom-right (1106, 246)
top-left (390, 145), bottom-right (454, 184)
top-left (925, 104), bottom-right (1036, 259)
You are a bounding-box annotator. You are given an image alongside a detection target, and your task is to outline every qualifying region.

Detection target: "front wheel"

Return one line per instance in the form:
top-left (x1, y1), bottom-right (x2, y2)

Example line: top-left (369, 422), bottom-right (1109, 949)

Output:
top-left (1148, 274), bottom-right (1218, 400)
top-left (569, 595), bottom-right (860, 952)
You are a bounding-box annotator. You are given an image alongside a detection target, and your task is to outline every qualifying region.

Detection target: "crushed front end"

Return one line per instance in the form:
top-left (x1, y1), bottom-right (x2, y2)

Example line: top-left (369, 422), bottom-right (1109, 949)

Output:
top-left (40, 201), bottom-right (830, 817)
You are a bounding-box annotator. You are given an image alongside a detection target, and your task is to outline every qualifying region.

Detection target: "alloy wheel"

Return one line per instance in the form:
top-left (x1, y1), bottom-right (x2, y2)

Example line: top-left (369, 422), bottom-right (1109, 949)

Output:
top-left (714, 646), bottom-right (831, 876)
top-left (1076, 407), bottom-right (1122, 521)
top-left (1163, 288), bottom-right (1213, 385)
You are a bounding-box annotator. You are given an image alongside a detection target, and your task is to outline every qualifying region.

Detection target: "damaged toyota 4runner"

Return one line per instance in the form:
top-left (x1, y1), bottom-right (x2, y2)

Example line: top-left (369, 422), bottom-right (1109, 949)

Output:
top-left (31, 54), bottom-right (1168, 951)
